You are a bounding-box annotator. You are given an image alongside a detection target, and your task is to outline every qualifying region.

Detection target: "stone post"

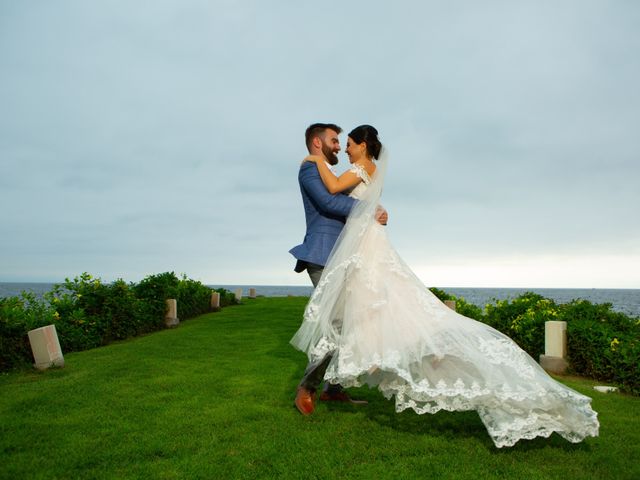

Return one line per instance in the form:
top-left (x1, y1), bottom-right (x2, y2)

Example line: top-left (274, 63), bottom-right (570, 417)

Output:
top-left (234, 288), bottom-right (243, 301)
top-left (444, 300), bottom-right (456, 311)
top-left (210, 291), bottom-right (220, 310)
top-left (539, 320), bottom-right (568, 374)
top-left (165, 299), bottom-right (179, 327)
top-left (249, 288), bottom-right (256, 299)
top-left (28, 325), bottom-right (65, 370)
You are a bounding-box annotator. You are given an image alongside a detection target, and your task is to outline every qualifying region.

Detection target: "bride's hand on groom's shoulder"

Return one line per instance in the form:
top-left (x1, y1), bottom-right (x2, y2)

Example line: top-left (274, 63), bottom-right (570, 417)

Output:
top-left (303, 155), bottom-right (323, 164)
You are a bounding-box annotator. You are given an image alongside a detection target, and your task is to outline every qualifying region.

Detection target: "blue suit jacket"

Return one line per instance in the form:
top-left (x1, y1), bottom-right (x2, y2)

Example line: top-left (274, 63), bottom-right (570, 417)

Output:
top-left (289, 162), bottom-right (355, 269)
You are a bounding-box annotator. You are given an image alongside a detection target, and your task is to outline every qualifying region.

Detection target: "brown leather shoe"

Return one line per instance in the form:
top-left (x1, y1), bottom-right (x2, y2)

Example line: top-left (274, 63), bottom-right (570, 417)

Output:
top-left (319, 391), bottom-right (368, 404)
top-left (295, 387), bottom-right (316, 415)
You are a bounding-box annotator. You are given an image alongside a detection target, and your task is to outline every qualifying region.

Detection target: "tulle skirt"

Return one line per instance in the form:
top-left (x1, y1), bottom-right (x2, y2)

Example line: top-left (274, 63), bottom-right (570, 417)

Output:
top-left (291, 223), bottom-right (599, 448)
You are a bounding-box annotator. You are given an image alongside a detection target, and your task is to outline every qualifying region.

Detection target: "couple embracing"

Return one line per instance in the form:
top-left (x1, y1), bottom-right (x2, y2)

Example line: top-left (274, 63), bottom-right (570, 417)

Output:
top-left (288, 123), bottom-right (599, 448)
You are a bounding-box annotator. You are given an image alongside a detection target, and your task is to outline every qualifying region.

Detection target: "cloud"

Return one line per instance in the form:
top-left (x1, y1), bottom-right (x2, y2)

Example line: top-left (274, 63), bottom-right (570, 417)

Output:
top-left (1, 1), bottom-right (639, 287)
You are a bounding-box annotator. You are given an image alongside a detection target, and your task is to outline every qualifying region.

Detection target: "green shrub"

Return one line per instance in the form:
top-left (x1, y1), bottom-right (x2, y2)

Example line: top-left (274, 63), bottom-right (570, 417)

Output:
top-left (44, 274), bottom-right (155, 350)
top-left (133, 272), bottom-right (180, 322)
top-left (175, 275), bottom-right (214, 319)
top-left (212, 288), bottom-right (239, 308)
top-left (429, 287), bottom-right (449, 303)
top-left (0, 272), bottom-right (237, 372)
top-left (102, 279), bottom-right (150, 340)
top-left (133, 272), bottom-right (215, 321)
top-left (0, 293), bottom-right (55, 370)
top-left (560, 299), bottom-right (640, 395)
top-left (483, 292), bottom-right (559, 360)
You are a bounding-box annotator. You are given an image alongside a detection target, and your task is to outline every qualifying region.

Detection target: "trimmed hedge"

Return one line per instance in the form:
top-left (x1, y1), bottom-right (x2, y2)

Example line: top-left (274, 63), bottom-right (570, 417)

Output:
top-left (0, 272), bottom-right (237, 371)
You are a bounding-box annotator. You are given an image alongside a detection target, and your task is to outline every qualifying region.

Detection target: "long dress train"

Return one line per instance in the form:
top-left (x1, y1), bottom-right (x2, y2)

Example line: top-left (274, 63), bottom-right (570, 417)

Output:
top-left (290, 152), bottom-right (599, 448)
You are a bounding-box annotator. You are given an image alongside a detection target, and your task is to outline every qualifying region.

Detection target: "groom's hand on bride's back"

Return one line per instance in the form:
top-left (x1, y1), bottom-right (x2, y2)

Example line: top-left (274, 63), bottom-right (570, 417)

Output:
top-left (375, 206), bottom-right (388, 225)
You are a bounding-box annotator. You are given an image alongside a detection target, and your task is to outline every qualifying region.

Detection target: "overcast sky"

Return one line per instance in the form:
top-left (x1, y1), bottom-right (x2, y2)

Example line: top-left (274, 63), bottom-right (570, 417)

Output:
top-left (1, 1), bottom-right (639, 288)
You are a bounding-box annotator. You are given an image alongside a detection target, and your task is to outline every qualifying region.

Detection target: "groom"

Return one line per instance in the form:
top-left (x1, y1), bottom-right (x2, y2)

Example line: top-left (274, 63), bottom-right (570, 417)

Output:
top-left (290, 122), bottom-right (387, 415)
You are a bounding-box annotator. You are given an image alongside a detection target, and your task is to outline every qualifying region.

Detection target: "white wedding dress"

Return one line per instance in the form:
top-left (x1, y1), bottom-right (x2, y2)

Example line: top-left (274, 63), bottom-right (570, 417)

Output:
top-left (291, 151), bottom-right (599, 448)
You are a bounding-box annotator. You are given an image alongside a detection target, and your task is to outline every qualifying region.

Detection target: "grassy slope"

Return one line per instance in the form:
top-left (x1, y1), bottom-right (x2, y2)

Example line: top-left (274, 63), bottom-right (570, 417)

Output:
top-left (1, 297), bottom-right (638, 480)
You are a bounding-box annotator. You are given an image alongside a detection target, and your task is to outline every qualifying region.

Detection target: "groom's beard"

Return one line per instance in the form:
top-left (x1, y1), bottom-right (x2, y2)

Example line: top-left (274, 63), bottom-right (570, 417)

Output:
top-left (322, 144), bottom-right (339, 166)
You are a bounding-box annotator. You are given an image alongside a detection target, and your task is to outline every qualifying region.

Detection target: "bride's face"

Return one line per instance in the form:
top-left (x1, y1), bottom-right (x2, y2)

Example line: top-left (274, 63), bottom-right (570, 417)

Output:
top-left (346, 137), bottom-right (366, 163)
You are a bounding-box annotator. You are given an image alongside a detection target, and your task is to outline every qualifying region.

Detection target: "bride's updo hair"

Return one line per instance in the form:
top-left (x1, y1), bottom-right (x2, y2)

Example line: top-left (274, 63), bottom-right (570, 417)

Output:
top-left (348, 125), bottom-right (382, 159)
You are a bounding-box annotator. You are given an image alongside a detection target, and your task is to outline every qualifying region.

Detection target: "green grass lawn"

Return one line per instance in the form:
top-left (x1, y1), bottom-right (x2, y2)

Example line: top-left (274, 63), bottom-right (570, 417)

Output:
top-left (1, 297), bottom-right (638, 479)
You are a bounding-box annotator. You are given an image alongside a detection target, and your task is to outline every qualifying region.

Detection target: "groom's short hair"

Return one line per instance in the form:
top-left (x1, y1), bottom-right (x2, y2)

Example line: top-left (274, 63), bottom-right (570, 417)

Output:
top-left (305, 123), bottom-right (342, 151)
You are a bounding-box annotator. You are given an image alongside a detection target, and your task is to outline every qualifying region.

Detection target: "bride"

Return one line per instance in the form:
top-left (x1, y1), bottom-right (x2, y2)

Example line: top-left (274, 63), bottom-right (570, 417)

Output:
top-left (290, 125), bottom-right (599, 448)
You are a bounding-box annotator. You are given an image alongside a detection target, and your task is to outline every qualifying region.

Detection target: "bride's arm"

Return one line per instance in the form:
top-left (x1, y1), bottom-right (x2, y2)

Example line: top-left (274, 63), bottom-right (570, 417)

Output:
top-left (305, 155), bottom-right (362, 194)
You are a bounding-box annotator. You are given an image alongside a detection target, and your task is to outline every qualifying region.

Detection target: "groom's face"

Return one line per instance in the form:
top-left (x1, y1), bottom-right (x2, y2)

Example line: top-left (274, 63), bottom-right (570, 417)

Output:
top-left (321, 129), bottom-right (341, 166)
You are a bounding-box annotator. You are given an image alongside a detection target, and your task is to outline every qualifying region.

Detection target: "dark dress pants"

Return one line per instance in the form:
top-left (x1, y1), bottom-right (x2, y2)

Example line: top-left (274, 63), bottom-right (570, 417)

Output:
top-left (297, 262), bottom-right (343, 395)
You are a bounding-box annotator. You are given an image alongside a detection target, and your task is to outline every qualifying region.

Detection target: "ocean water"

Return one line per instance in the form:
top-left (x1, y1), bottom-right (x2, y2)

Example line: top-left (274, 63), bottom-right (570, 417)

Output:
top-left (2, 282), bottom-right (638, 317)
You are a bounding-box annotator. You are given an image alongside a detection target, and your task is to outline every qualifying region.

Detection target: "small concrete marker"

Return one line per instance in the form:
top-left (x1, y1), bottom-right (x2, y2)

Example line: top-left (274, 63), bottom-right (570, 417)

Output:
top-left (28, 325), bottom-right (64, 370)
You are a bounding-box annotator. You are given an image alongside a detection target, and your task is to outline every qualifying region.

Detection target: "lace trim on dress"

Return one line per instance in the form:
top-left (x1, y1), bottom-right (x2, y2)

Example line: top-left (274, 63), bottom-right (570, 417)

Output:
top-left (323, 352), bottom-right (599, 448)
top-left (349, 163), bottom-right (372, 184)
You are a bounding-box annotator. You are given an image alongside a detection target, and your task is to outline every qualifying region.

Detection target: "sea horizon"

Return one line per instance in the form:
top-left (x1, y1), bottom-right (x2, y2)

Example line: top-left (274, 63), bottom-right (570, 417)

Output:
top-left (1, 280), bottom-right (638, 290)
top-left (1, 281), bottom-right (638, 317)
